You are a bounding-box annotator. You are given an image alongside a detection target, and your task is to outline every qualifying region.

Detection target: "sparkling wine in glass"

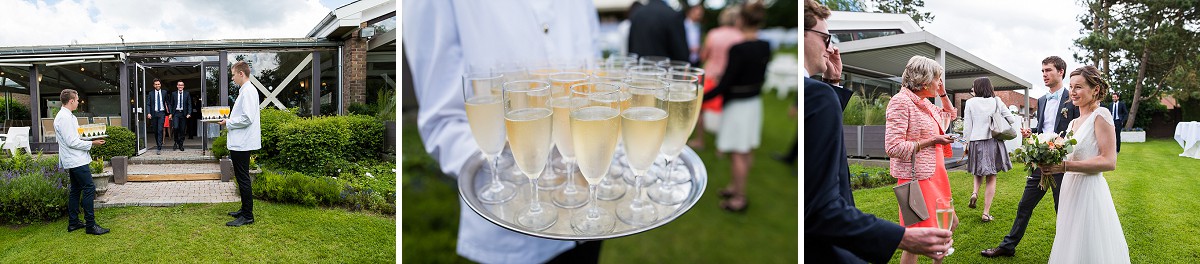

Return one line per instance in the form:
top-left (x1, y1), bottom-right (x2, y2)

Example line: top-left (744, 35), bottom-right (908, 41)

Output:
top-left (616, 78), bottom-right (669, 226)
top-left (463, 72), bottom-right (517, 204)
top-left (568, 82), bottom-right (623, 235)
top-left (549, 72), bottom-right (590, 208)
top-left (935, 197), bottom-right (956, 256)
top-left (504, 80), bottom-right (558, 230)
top-left (649, 72), bottom-right (701, 205)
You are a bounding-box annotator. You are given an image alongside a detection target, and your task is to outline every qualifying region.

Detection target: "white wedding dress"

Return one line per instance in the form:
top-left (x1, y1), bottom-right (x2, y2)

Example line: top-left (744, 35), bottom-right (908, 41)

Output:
top-left (1048, 109), bottom-right (1130, 263)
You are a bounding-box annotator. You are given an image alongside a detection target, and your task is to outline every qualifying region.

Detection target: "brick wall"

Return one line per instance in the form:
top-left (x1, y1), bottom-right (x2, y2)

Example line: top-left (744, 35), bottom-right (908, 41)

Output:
top-left (342, 30), bottom-right (368, 113)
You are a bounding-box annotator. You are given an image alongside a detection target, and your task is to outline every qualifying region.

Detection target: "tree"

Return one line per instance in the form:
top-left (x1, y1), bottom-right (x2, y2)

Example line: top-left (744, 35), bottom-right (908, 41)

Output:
top-left (1074, 0), bottom-right (1200, 129)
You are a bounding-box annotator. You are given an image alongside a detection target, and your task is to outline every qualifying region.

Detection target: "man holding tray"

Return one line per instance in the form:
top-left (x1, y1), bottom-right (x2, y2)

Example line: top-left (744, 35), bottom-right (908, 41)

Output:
top-left (219, 61), bottom-right (261, 227)
top-left (54, 89), bottom-right (109, 235)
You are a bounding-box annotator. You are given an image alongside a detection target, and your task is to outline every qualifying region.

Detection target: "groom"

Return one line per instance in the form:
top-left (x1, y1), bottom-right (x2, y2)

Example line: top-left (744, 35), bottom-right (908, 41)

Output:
top-left (981, 56), bottom-right (1080, 258)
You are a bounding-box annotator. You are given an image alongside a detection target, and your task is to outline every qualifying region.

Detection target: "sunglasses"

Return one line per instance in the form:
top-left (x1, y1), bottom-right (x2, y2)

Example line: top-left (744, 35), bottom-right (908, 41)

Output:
top-left (806, 29), bottom-right (839, 48)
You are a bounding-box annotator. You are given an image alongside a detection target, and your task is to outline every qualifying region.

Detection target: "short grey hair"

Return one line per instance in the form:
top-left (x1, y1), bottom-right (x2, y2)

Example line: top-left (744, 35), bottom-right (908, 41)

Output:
top-left (719, 6), bottom-right (740, 27)
top-left (901, 56), bottom-right (943, 91)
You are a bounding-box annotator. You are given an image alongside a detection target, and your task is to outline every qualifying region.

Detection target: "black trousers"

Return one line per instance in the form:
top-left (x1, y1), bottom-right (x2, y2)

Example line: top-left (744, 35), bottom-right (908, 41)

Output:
top-left (171, 112), bottom-right (188, 149)
top-left (150, 114), bottom-right (165, 150)
top-left (67, 165), bottom-right (97, 226)
top-left (545, 241), bottom-right (602, 264)
top-left (998, 170), bottom-right (1064, 250)
top-left (231, 150), bottom-right (253, 219)
top-left (1114, 121), bottom-right (1123, 153)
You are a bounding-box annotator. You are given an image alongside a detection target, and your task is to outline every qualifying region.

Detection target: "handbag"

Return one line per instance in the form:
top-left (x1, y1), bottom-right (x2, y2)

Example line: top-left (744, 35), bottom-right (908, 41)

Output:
top-left (893, 148), bottom-right (929, 226)
top-left (989, 98), bottom-right (1019, 140)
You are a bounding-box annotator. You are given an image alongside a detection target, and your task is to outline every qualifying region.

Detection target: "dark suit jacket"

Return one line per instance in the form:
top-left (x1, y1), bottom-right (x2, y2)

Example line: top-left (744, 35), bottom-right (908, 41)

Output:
top-left (805, 77), bottom-right (905, 264)
top-left (147, 89), bottom-right (170, 118)
top-left (1105, 101), bottom-right (1129, 128)
top-left (627, 0), bottom-right (689, 62)
top-left (166, 90), bottom-right (192, 117)
top-left (1034, 88), bottom-right (1079, 136)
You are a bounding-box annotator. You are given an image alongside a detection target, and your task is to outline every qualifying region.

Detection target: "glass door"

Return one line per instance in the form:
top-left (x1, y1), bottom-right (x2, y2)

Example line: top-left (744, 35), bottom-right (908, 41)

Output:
top-left (134, 63), bottom-right (148, 155)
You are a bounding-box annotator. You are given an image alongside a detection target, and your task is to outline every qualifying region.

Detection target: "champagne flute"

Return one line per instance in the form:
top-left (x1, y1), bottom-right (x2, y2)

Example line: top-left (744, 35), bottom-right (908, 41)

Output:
top-left (589, 70), bottom-right (631, 201)
top-left (549, 72), bottom-right (590, 208)
top-left (656, 60), bottom-right (690, 70)
top-left (616, 78), bottom-right (669, 226)
top-left (463, 72), bottom-right (517, 204)
top-left (568, 82), bottom-right (623, 235)
top-left (504, 80), bottom-right (558, 230)
top-left (649, 72), bottom-right (701, 205)
top-left (935, 197), bottom-right (957, 256)
top-left (628, 65), bottom-right (667, 80)
top-left (640, 56), bottom-right (669, 66)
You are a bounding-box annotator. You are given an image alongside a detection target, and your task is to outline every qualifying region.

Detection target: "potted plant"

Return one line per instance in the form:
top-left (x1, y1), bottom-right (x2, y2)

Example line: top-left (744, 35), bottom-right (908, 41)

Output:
top-left (89, 159), bottom-right (112, 195)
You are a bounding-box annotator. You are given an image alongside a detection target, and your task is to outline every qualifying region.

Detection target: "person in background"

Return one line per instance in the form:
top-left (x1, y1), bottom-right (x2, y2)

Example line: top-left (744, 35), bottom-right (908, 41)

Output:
top-left (962, 77), bottom-right (1013, 223)
top-left (805, 1), bottom-right (951, 262)
top-left (404, 1), bottom-right (603, 263)
top-left (56, 89), bottom-right (108, 235)
top-left (884, 55), bottom-right (958, 264)
top-left (170, 80), bottom-right (192, 152)
top-left (146, 78), bottom-right (168, 155)
top-left (628, 0), bottom-right (689, 61)
top-left (684, 5), bottom-right (703, 66)
top-left (1105, 93), bottom-right (1128, 153)
top-left (690, 6), bottom-right (743, 151)
top-left (703, 1), bottom-right (769, 213)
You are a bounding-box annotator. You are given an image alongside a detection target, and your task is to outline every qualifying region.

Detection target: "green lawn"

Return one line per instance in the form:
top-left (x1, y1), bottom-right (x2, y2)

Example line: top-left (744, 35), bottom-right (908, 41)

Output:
top-left (401, 92), bottom-right (799, 263)
top-left (0, 201), bottom-right (396, 263)
top-left (854, 139), bottom-right (1200, 263)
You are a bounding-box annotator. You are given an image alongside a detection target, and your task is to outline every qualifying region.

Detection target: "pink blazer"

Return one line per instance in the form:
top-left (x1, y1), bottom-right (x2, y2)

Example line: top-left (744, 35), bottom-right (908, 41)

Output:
top-left (885, 87), bottom-right (956, 180)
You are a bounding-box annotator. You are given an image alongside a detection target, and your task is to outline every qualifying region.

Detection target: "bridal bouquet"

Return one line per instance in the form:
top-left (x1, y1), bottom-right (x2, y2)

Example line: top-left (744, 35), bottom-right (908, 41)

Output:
top-left (1011, 132), bottom-right (1076, 190)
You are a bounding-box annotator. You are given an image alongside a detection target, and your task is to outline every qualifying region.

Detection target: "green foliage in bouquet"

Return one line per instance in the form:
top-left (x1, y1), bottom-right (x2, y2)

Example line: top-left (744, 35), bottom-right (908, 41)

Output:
top-left (1011, 131), bottom-right (1077, 190)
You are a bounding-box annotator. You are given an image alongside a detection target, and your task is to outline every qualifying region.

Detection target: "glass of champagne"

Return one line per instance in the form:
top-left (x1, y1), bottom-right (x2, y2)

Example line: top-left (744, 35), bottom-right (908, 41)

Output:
top-left (936, 197), bottom-right (957, 256)
top-left (648, 72), bottom-right (701, 205)
top-left (656, 60), bottom-right (690, 70)
top-left (568, 82), bottom-right (623, 235)
top-left (504, 80), bottom-right (558, 230)
top-left (548, 72), bottom-right (590, 208)
top-left (628, 66), bottom-right (667, 80)
top-left (616, 78), bottom-right (669, 226)
top-left (463, 72), bottom-right (517, 204)
top-left (589, 71), bottom-right (630, 201)
top-left (640, 56), bottom-right (670, 66)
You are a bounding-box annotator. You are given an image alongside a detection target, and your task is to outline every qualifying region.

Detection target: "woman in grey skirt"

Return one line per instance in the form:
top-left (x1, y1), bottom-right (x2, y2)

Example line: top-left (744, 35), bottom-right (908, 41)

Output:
top-left (962, 77), bottom-right (1014, 222)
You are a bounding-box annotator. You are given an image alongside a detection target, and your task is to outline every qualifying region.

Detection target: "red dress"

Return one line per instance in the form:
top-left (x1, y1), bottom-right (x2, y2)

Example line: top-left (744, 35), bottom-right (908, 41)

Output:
top-left (896, 143), bottom-right (953, 227)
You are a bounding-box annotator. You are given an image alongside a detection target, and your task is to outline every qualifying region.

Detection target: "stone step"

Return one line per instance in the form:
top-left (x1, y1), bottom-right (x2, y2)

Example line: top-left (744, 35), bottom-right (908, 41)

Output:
top-left (128, 149), bottom-right (219, 165)
top-left (126, 163), bottom-right (221, 182)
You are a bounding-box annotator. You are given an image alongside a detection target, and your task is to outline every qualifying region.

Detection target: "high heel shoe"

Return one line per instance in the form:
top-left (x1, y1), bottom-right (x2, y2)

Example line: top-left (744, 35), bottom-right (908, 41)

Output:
top-left (969, 193), bottom-right (978, 209)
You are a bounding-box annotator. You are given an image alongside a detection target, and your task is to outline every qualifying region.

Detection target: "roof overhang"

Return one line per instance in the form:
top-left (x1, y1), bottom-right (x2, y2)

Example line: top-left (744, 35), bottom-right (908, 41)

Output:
top-left (828, 11), bottom-right (921, 34)
top-left (837, 31), bottom-right (1032, 92)
top-left (307, 0), bottom-right (395, 40)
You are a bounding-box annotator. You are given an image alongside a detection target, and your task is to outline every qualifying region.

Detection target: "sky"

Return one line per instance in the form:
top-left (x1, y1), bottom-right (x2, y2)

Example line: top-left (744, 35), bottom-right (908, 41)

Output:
top-left (918, 0), bottom-right (1089, 98)
top-left (0, 0), bottom-right (357, 47)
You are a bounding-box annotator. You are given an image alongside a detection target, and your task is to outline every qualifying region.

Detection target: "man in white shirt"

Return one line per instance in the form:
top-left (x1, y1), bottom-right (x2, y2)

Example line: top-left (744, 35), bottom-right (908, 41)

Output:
top-left (684, 5), bottom-right (703, 66)
top-left (219, 61), bottom-right (261, 227)
top-left (54, 89), bottom-right (108, 235)
top-left (404, 0), bottom-right (601, 262)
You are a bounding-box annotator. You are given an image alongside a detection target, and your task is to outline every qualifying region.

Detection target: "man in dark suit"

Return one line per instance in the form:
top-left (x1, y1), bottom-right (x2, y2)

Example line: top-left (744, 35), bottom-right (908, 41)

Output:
top-left (981, 56), bottom-right (1081, 258)
top-left (627, 0), bottom-right (689, 62)
top-left (168, 80), bottom-right (192, 151)
top-left (804, 1), bottom-right (951, 263)
top-left (146, 79), bottom-right (169, 155)
top-left (1106, 93), bottom-right (1129, 152)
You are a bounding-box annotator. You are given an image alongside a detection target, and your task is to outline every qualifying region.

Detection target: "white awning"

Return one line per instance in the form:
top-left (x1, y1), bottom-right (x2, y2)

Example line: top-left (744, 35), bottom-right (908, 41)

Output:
top-left (837, 31), bottom-right (1031, 92)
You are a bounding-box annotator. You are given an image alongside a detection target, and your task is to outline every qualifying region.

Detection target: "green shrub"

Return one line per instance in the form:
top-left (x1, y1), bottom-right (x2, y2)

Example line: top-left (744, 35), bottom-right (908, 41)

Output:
top-left (843, 95), bottom-right (864, 125)
top-left (252, 170), bottom-right (343, 206)
top-left (338, 161), bottom-right (396, 214)
top-left (89, 126), bottom-right (135, 161)
top-left (258, 108), bottom-right (301, 162)
top-left (0, 97), bottom-right (31, 124)
top-left (0, 153), bottom-right (68, 224)
top-left (89, 160), bottom-right (104, 174)
top-left (340, 115), bottom-right (385, 161)
top-left (848, 163), bottom-right (893, 190)
top-left (348, 103), bottom-right (377, 116)
top-left (211, 130), bottom-right (229, 159)
top-left (276, 117), bottom-right (352, 175)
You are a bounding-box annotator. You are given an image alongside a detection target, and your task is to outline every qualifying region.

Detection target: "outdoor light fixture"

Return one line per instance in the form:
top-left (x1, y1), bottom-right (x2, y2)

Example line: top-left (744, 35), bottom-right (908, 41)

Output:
top-left (301, 81), bottom-right (306, 88)
top-left (37, 73), bottom-right (42, 82)
top-left (361, 26), bottom-right (375, 39)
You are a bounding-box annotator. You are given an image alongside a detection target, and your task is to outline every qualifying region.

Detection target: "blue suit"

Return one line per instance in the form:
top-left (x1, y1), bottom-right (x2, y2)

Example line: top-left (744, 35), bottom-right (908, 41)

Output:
top-left (805, 77), bottom-right (905, 263)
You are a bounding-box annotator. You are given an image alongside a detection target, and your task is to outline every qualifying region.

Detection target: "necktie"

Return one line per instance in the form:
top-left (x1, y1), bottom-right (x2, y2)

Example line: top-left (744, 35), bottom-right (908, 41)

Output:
top-left (177, 92), bottom-right (182, 110)
top-left (1046, 93), bottom-right (1057, 100)
top-left (156, 91), bottom-right (162, 112)
top-left (1113, 102), bottom-right (1118, 117)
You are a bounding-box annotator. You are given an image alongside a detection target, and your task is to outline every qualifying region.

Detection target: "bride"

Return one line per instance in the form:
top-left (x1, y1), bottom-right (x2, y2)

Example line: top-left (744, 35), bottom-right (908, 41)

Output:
top-left (1040, 65), bottom-right (1130, 263)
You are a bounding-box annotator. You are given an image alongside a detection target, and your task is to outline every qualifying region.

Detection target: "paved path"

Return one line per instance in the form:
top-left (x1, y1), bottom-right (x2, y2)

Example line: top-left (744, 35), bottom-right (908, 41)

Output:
top-left (97, 180), bottom-right (240, 208)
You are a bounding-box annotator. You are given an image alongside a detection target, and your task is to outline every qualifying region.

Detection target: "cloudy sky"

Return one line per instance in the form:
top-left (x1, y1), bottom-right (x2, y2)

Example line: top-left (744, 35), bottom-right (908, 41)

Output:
top-left (919, 0), bottom-right (1089, 98)
top-left (0, 0), bottom-right (355, 47)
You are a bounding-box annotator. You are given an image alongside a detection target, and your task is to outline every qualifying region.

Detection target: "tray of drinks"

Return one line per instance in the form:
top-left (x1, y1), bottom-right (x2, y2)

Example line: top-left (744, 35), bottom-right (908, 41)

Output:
top-left (78, 124), bottom-right (108, 140)
top-left (458, 147), bottom-right (707, 241)
top-left (201, 106), bottom-right (231, 122)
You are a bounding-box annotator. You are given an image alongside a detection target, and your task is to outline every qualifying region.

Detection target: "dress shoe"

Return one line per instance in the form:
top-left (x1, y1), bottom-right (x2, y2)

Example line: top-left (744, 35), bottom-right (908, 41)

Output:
top-left (67, 223), bottom-right (87, 232)
top-left (228, 211), bottom-right (241, 218)
top-left (85, 225), bottom-right (110, 235)
top-left (227, 216), bottom-right (254, 227)
top-left (980, 247), bottom-right (1015, 258)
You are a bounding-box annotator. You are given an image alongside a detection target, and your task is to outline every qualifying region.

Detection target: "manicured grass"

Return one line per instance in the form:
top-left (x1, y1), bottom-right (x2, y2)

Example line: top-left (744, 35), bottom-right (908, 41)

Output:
top-left (853, 139), bottom-right (1200, 263)
top-left (0, 201), bottom-right (396, 263)
top-left (401, 93), bottom-right (799, 263)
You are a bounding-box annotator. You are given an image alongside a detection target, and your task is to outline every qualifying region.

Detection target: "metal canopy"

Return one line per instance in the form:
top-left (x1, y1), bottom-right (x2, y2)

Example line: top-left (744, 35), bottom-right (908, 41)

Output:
top-left (837, 31), bottom-right (1031, 92)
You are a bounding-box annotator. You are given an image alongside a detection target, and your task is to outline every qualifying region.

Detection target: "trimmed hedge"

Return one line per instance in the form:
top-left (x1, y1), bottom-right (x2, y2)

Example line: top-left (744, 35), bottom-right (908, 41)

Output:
top-left (276, 116), bottom-right (352, 175)
top-left (252, 170), bottom-right (342, 207)
top-left (89, 126), bottom-right (136, 161)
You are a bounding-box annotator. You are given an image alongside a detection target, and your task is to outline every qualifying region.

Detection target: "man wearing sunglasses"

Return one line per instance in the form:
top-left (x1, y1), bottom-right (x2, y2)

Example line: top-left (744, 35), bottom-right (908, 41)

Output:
top-left (803, 0), bottom-right (953, 262)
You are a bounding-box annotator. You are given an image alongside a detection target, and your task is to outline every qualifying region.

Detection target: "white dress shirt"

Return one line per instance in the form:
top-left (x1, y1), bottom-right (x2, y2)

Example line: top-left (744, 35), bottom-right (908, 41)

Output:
top-left (1042, 88), bottom-right (1066, 132)
top-left (54, 107), bottom-right (93, 169)
top-left (225, 81), bottom-right (261, 151)
top-left (684, 19), bottom-right (700, 63)
top-left (404, 0), bottom-right (599, 263)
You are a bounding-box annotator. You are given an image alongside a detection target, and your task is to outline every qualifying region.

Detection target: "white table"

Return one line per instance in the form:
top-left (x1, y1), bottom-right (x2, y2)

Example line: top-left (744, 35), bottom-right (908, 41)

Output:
top-left (1175, 122), bottom-right (1200, 159)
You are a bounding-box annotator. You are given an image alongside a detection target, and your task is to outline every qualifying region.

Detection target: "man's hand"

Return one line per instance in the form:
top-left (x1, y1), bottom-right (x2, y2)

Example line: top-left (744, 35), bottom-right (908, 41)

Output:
top-left (147, 114), bottom-right (151, 119)
top-left (92, 139), bottom-right (105, 145)
top-left (898, 228), bottom-right (953, 259)
top-left (186, 114), bottom-right (191, 119)
top-left (823, 46), bottom-right (842, 83)
top-left (217, 120), bottom-right (226, 126)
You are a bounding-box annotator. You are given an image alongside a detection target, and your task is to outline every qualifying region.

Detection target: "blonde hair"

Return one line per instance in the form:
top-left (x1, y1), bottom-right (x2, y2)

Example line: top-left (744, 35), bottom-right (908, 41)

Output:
top-left (901, 56), bottom-right (943, 91)
top-left (719, 6), bottom-right (740, 27)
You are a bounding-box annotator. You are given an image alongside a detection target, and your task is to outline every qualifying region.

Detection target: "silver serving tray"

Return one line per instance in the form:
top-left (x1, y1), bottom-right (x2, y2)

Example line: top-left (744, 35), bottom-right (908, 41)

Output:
top-left (458, 148), bottom-right (707, 241)
top-left (80, 135), bottom-right (108, 140)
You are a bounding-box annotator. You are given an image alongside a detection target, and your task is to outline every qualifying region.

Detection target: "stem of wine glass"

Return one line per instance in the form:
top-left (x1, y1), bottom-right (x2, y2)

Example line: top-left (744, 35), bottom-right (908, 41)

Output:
top-left (486, 154), bottom-right (501, 190)
top-left (529, 177), bottom-right (542, 212)
top-left (565, 158), bottom-right (576, 191)
top-left (661, 155), bottom-right (675, 189)
top-left (588, 183), bottom-right (599, 218)
top-left (633, 172), bottom-right (644, 205)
